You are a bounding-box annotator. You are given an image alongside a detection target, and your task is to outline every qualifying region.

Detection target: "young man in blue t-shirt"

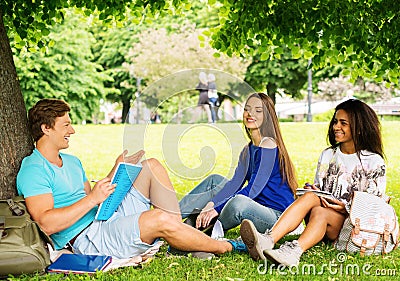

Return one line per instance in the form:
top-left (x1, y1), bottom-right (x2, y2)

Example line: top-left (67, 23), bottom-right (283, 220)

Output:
top-left (17, 98), bottom-right (245, 258)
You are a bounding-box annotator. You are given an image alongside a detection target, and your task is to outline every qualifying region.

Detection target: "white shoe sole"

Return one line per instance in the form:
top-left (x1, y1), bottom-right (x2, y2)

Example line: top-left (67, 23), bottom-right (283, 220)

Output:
top-left (240, 219), bottom-right (266, 261)
top-left (263, 249), bottom-right (299, 267)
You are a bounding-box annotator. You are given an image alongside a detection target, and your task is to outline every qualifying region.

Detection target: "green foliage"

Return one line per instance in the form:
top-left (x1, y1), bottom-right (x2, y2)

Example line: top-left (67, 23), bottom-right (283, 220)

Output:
top-left (244, 51), bottom-right (309, 102)
top-left (1, 0), bottom-right (190, 51)
top-left (210, 0), bottom-right (400, 84)
top-left (124, 23), bottom-right (249, 109)
top-left (313, 109), bottom-right (335, 122)
top-left (89, 0), bottom-right (225, 122)
top-left (12, 11), bottom-right (112, 123)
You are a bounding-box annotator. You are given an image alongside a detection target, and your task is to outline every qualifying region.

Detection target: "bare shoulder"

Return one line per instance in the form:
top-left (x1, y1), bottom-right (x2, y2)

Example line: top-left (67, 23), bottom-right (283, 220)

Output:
top-left (259, 137), bottom-right (277, 149)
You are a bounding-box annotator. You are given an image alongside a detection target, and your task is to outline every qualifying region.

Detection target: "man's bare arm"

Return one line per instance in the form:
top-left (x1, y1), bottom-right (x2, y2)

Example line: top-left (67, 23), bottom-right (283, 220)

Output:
top-left (25, 177), bottom-right (115, 235)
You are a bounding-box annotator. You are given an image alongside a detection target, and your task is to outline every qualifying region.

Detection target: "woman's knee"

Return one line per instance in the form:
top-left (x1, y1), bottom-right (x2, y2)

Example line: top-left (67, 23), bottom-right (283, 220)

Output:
top-left (223, 195), bottom-right (249, 214)
top-left (300, 191), bottom-right (320, 202)
top-left (205, 174), bottom-right (225, 185)
top-left (308, 206), bottom-right (329, 221)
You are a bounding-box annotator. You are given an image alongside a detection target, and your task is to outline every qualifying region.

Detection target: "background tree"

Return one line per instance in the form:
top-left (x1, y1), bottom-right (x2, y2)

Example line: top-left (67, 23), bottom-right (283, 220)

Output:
top-left (91, 0), bottom-right (225, 123)
top-left (244, 53), bottom-right (308, 104)
top-left (14, 11), bottom-right (112, 123)
top-left (90, 20), bottom-right (148, 123)
top-left (124, 23), bottom-right (249, 121)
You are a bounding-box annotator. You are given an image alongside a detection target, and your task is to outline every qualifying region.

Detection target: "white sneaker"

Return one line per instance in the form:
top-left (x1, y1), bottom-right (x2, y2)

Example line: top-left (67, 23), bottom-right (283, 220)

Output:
top-left (263, 240), bottom-right (303, 266)
top-left (240, 219), bottom-right (274, 261)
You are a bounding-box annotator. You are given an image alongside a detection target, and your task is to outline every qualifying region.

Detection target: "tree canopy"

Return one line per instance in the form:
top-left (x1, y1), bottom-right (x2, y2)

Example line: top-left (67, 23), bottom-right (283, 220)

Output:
top-left (13, 11), bottom-right (112, 123)
top-left (210, 0), bottom-right (400, 85)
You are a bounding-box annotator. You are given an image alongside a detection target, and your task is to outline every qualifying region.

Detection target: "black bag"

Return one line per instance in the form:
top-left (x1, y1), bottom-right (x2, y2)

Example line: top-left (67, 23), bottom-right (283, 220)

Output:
top-left (0, 197), bottom-right (53, 277)
top-left (183, 208), bottom-right (217, 236)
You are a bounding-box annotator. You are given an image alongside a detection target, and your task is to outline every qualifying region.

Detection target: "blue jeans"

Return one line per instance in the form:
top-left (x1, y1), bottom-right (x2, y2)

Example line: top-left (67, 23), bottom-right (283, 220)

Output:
top-left (179, 174), bottom-right (282, 233)
top-left (179, 174), bottom-right (226, 218)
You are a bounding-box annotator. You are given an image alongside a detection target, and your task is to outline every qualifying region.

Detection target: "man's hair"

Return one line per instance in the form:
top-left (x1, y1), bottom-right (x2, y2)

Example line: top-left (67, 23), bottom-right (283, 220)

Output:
top-left (28, 99), bottom-right (71, 142)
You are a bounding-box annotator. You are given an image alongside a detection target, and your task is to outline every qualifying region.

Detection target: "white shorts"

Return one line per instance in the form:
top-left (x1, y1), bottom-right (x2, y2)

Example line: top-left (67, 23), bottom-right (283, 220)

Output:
top-left (73, 187), bottom-right (158, 258)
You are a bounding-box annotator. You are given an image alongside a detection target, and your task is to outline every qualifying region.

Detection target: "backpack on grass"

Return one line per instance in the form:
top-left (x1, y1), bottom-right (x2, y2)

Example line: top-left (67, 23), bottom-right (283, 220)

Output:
top-left (0, 196), bottom-right (53, 277)
top-left (334, 191), bottom-right (399, 256)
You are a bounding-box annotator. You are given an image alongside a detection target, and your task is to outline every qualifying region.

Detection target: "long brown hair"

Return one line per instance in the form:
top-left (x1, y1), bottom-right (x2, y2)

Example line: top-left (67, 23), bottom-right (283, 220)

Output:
top-left (244, 93), bottom-right (298, 194)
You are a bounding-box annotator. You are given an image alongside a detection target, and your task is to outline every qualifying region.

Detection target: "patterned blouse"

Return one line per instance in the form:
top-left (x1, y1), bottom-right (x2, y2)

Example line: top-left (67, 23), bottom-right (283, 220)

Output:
top-left (314, 147), bottom-right (386, 210)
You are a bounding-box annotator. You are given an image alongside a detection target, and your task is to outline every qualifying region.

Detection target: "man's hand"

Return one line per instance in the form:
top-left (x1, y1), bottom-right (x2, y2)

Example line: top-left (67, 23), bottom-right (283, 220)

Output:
top-left (116, 149), bottom-right (145, 165)
top-left (196, 201), bottom-right (218, 229)
top-left (107, 150), bottom-right (145, 179)
top-left (88, 177), bottom-right (116, 205)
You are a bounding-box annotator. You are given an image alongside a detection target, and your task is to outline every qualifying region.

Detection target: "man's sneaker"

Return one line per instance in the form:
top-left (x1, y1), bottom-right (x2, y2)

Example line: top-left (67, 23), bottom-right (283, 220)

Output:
top-left (240, 219), bottom-right (274, 261)
top-left (166, 246), bottom-right (215, 260)
top-left (227, 237), bottom-right (247, 253)
top-left (263, 240), bottom-right (303, 266)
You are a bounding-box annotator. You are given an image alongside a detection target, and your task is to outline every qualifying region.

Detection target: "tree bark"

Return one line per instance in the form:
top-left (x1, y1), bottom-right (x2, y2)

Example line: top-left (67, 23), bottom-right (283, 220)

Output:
top-left (266, 83), bottom-right (277, 104)
top-left (0, 12), bottom-right (34, 198)
top-left (121, 98), bottom-right (131, 123)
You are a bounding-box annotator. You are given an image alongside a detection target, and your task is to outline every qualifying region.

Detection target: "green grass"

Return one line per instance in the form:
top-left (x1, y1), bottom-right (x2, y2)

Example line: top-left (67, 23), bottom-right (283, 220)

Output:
top-left (10, 122), bottom-right (400, 280)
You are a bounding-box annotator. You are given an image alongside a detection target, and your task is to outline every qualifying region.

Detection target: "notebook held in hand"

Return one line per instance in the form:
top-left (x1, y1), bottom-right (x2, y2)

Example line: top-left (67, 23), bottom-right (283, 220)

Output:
top-left (95, 162), bottom-right (142, 221)
top-left (296, 188), bottom-right (336, 200)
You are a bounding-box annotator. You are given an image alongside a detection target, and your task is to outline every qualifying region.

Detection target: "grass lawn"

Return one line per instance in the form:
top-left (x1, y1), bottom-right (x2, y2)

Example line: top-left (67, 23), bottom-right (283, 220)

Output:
top-left (10, 122), bottom-right (400, 280)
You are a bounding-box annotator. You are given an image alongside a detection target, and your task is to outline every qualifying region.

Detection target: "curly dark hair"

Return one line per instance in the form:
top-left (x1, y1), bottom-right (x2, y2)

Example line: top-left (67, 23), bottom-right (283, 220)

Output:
top-left (327, 99), bottom-right (384, 158)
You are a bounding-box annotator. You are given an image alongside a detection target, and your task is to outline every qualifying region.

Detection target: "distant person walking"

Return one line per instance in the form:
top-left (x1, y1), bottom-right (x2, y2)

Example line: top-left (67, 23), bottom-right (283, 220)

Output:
top-left (207, 73), bottom-right (219, 124)
top-left (193, 72), bottom-right (213, 123)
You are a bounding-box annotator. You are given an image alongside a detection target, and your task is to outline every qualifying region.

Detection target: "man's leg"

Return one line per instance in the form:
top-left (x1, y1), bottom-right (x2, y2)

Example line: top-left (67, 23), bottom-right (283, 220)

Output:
top-left (133, 158), bottom-right (181, 220)
top-left (138, 209), bottom-right (233, 254)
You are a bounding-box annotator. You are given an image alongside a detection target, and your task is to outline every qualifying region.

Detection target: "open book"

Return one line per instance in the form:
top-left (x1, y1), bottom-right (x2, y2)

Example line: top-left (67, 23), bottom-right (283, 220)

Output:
top-left (95, 162), bottom-right (142, 221)
top-left (296, 188), bottom-right (336, 200)
top-left (47, 254), bottom-right (112, 274)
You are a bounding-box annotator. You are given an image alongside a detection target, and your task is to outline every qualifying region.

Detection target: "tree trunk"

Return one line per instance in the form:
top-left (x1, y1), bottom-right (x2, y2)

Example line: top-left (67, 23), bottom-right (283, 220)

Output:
top-left (0, 12), bottom-right (34, 198)
top-left (266, 83), bottom-right (277, 104)
top-left (121, 98), bottom-right (131, 123)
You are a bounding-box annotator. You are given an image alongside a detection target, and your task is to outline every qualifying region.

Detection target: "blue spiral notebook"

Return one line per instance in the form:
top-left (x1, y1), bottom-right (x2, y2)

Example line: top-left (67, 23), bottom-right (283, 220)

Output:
top-left (95, 162), bottom-right (142, 221)
top-left (47, 253), bottom-right (112, 274)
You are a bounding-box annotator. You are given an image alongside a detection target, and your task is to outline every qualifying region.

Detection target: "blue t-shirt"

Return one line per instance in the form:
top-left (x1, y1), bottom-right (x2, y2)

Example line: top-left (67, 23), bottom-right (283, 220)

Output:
top-left (17, 149), bottom-right (97, 250)
top-left (212, 144), bottom-right (294, 213)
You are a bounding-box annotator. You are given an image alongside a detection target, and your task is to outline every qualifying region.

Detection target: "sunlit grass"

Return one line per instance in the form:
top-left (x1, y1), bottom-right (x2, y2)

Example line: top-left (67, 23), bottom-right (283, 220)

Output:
top-left (11, 122), bottom-right (399, 280)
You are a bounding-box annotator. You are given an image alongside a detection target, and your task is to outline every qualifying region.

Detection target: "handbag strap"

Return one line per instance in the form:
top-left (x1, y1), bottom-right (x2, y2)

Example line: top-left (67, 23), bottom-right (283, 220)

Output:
top-left (0, 216), bottom-right (5, 240)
